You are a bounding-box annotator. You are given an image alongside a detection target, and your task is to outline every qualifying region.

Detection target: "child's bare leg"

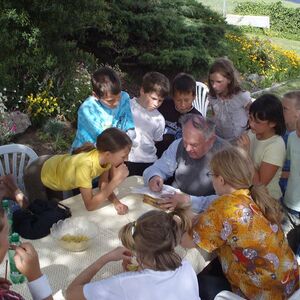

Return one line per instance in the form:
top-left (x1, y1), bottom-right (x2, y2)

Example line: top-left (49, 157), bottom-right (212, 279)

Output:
top-left (2, 174), bottom-right (29, 208)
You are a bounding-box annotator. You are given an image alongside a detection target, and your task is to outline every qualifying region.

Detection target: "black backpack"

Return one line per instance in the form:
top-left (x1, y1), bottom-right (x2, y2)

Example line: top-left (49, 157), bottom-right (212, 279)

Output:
top-left (12, 199), bottom-right (71, 239)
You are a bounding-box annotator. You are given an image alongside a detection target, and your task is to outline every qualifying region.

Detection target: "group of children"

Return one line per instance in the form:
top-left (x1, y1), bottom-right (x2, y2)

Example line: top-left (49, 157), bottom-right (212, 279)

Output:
top-left (1, 57), bottom-right (300, 299)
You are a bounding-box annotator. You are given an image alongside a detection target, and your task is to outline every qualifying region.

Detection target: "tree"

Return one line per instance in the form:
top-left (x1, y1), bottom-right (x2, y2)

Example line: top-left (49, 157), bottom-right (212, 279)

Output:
top-left (0, 0), bottom-right (106, 106)
top-left (79, 0), bottom-right (231, 78)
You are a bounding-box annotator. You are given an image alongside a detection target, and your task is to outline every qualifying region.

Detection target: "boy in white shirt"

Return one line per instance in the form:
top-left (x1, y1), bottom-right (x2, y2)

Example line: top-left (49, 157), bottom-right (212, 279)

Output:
top-left (127, 72), bottom-right (170, 176)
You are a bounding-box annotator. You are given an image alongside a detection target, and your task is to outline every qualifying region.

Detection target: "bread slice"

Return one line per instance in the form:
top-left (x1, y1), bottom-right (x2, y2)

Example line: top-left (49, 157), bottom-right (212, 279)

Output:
top-left (143, 194), bottom-right (161, 208)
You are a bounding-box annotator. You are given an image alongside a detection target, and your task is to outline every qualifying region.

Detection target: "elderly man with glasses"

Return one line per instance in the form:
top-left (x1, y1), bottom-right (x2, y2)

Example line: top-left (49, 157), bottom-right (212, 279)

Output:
top-left (143, 113), bottom-right (229, 212)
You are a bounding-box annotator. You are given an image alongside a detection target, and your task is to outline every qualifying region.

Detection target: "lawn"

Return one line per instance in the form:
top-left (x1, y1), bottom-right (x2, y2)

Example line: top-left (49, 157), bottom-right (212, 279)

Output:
top-left (197, 0), bottom-right (300, 15)
top-left (197, 0), bottom-right (300, 53)
top-left (246, 34), bottom-right (300, 55)
top-left (252, 77), bottom-right (300, 98)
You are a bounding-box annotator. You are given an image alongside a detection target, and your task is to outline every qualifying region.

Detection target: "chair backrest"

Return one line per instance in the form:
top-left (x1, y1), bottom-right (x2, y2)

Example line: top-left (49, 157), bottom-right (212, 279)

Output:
top-left (193, 81), bottom-right (209, 117)
top-left (0, 144), bottom-right (38, 191)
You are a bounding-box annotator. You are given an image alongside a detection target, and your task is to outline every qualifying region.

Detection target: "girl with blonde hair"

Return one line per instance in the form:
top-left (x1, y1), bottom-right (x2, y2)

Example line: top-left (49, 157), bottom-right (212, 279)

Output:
top-left (67, 209), bottom-right (200, 300)
top-left (182, 147), bottom-right (299, 300)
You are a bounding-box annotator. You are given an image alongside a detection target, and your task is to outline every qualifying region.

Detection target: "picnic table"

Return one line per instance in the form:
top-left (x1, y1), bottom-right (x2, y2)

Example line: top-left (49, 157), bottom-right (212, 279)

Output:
top-left (1, 176), bottom-right (212, 299)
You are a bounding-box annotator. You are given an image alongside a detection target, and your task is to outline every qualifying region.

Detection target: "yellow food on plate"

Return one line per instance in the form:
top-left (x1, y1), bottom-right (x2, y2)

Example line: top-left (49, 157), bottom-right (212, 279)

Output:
top-left (60, 234), bottom-right (89, 243)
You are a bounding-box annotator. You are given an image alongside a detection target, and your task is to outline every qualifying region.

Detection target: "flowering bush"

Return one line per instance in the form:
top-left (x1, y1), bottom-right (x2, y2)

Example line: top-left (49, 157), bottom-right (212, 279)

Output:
top-left (226, 33), bottom-right (300, 88)
top-left (0, 91), bottom-right (16, 144)
top-left (26, 81), bottom-right (59, 126)
top-left (58, 63), bottom-right (91, 122)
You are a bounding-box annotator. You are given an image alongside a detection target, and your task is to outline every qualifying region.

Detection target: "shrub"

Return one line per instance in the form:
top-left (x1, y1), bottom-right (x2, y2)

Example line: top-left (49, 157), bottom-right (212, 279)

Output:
top-left (38, 118), bottom-right (75, 152)
top-left (26, 81), bottom-right (59, 126)
top-left (0, 92), bottom-right (15, 144)
top-left (81, 0), bottom-right (232, 77)
top-left (0, 0), bottom-right (105, 113)
top-left (58, 63), bottom-right (92, 122)
top-left (226, 33), bottom-right (300, 88)
top-left (234, 1), bottom-right (300, 41)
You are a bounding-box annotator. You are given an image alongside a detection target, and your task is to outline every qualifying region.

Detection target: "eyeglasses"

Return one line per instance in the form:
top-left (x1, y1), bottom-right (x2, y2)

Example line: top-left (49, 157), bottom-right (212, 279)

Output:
top-left (206, 171), bottom-right (216, 177)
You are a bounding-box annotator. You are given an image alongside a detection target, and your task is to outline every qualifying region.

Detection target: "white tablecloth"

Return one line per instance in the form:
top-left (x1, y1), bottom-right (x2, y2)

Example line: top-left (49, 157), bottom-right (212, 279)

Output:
top-left (1, 176), bottom-right (212, 299)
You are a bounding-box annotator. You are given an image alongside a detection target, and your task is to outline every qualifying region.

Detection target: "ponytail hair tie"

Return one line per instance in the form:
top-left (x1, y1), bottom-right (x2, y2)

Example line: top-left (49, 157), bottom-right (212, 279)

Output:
top-left (249, 185), bottom-right (254, 191)
top-left (131, 221), bottom-right (136, 236)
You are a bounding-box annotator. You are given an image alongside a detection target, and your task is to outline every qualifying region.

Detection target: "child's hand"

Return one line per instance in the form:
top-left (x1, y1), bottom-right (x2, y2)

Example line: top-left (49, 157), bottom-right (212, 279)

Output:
top-left (0, 277), bottom-right (12, 290)
top-left (112, 199), bottom-right (128, 215)
top-left (148, 176), bottom-right (163, 192)
top-left (112, 164), bottom-right (129, 184)
top-left (237, 133), bottom-right (250, 153)
top-left (121, 249), bottom-right (136, 271)
top-left (14, 242), bottom-right (43, 282)
top-left (105, 246), bottom-right (132, 262)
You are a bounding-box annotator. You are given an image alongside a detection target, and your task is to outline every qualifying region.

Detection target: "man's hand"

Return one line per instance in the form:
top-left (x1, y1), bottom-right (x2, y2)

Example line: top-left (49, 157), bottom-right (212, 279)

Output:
top-left (148, 176), bottom-right (163, 192)
top-left (158, 192), bottom-right (190, 210)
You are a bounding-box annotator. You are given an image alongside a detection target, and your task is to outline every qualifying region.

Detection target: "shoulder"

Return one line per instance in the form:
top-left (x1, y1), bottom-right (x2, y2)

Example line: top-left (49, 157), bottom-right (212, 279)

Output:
top-left (159, 97), bottom-right (175, 113)
top-left (270, 135), bottom-right (285, 148)
top-left (238, 90), bottom-right (251, 99)
top-left (208, 192), bottom-right (250, 213)
top-left (120, 91), bottom-right (130, 101)
top-left (288, 131), bottom-right (297, 140)
top-left (213, 136), bottom-right (231, 150)
top-left (233, 91), bottom-right (251, 105)
top-left (208, 95), bottom-right (218, 104)
top-left (79, 96), bottom-right (97, 109)
top-left (190, 107), bottom-right (202, 115)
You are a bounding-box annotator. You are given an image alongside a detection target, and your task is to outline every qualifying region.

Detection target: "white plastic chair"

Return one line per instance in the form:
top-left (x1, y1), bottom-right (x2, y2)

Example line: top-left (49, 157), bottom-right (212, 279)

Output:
top-left (0, 144), bottom-right (38, 191)
top-left (193, 81), bottom-right (209, 117)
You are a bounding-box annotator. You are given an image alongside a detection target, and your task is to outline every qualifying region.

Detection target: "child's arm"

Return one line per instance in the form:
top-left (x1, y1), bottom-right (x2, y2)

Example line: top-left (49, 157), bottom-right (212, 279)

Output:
top-left (253, 162), bottom-right (280, 186)
top-left (238, 133), bottom-right (283, 186)
top-left (66, 247), bottom-right (131, 300)
top-left (98, 168), bottom-right (128, 215)
top-left (80, 164), bottom-right (128, 211)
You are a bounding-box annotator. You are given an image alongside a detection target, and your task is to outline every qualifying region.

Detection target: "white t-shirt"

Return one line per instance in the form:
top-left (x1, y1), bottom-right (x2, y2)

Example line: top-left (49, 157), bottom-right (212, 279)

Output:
top-left (83, 260), bottom-right (200, 300)
top-left (284, 132), bottom-right (300, 211)
top-left (128, 97), bottom-right (165, 163)
top-left (248, 131), bottom-right (286, 199)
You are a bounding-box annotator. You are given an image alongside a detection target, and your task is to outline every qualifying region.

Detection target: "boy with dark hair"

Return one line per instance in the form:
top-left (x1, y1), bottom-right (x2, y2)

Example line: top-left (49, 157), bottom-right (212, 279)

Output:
top-left (127, 72), bottom-right (170, 176)
top-left (156, 73), bottom-right (201, 157)
top-left (71, 67), bottom-right (135, 150)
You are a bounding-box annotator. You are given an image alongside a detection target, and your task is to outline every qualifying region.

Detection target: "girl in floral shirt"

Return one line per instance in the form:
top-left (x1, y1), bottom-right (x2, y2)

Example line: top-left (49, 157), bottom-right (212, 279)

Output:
top-left (182, 147), bottom-right (299, 300)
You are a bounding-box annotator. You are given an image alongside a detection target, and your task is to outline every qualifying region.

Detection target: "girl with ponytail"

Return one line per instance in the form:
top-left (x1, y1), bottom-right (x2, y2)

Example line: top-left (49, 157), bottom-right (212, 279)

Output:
top-left (67, 209), bottom-right (200, 300)
top-left (24, 127), bottom-right (132, 214)
top-left (182, 147), bottom-right (299, 300)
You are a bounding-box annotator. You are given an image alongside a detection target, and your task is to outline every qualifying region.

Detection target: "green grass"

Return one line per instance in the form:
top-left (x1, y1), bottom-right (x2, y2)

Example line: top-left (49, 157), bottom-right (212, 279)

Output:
top-left (246, 33), bottom-right (300, 55)
top-left (198, 0), bottom-right (300, 64)
top-left (197, 0), bottom-right (300, 15)
top-left (252, 77), bottom-right (300, 98)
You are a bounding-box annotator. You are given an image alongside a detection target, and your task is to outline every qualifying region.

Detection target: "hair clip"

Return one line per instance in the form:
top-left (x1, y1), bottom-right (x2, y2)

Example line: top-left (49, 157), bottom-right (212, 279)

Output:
top-left (131, 221), bottom-right (136, 236)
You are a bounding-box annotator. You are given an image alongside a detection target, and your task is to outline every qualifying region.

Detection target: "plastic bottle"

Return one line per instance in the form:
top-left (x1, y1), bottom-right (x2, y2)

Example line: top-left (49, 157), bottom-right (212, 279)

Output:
top-left (8, 233), bottom-right (25, 284)
top-left (2, 199), bottom-right (13, 235)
